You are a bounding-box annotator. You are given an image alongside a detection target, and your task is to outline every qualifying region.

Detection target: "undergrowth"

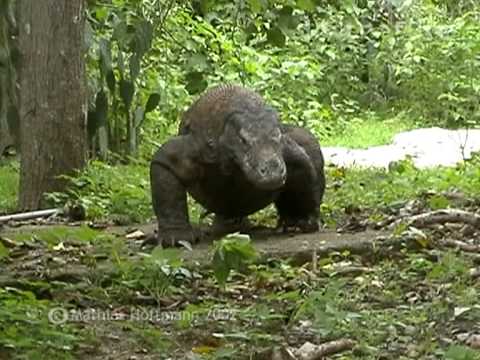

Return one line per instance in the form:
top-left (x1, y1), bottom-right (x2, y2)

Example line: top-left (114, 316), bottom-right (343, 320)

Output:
top-left (322, 156), bottom-right (480, 226)
top-left (47, 161), bottom-right (152, 223)
top-left (321, 112), bottom-right (417, 148)
top-left (2, 150), bottom-right (480, 226)
top-left (0, 289), bottom-right (81, 360)
top-left (0, 161), bottom-right (18, 214)
top-left (48, 155), bottom-right (480, 226)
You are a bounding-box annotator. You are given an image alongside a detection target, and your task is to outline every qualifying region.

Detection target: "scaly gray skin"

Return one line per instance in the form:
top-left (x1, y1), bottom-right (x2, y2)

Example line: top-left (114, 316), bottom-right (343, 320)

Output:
top-left (150, 85), bottom-right (325, 247)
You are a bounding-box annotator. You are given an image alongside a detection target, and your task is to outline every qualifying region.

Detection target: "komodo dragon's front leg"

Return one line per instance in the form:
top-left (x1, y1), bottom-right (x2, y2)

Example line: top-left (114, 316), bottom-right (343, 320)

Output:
top-left (150, 135), bottom-right (202, 247)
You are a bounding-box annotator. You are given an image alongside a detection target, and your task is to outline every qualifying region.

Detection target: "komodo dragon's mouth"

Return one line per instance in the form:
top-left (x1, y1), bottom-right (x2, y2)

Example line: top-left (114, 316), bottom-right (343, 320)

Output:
top-left (247, 157), bottom-right (287, 190)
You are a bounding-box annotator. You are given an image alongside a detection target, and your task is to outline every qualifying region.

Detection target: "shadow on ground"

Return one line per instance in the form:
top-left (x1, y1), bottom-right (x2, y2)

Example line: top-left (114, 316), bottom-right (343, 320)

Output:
top-left (110, 223), bottom-right (385, 264)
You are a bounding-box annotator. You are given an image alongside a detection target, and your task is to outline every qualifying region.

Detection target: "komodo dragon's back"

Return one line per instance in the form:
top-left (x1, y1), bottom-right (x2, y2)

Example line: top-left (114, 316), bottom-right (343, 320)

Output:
top-left (179, 84), bottom-right (266, 140)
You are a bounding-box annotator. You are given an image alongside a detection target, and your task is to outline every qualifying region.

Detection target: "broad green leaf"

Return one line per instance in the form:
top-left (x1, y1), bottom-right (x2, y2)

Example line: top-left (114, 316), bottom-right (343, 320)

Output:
top-left (0, 243), bottom-right (9, 259)
top-left (129, 54), bottom-right (141, 79)
top-left (87, 110), bottom-right (98, 140)
top-left (186, 53), bottom-right (208, 71)
top-left (119, 80), bottom-right (135, 110)
top-left (151, 247), bottom-right (182, 263)
top-left (112, 20), bottom-right (130, 48)
top-left (279, 5), bottom-right (294, 16)
top-left (212, 251), bottom-right (230, 286)
top-left (278, 12), bottom-right (299, 31)
top-left (95, 7), bottom-right (108, 21)
top-left (117, 51), bottom-right (125, 75)
top-left (267, 26), bottom-right (286, 47)
top-left (296, 0), bottom-right (316, 11)
top-left (343, 0), bottom-right (357, 14)
top-left (200, 0), bottom-right (214, 15)
top-left (88, 91), bottom-right (108, 146)
top-left (106, 70), bottom-right (116, 93)
top-left (211, 234), bottom-right (258, 286)
top-left (428, 195), bottom-right (450, 210)
top-left (185, 71), bottom-right (208, 95)
top-left (95, 90), bottom-right (108, 128)
top-left (132, 20), bottom-right (153, 56)
top-left (145, 93), bottom-right (161, 113)
top-left (245, 22), bottom-right (258, 39)
top-left (98, 38), bottom-right (112, 76)
top-left (445, 344), bottom-right (478, 360)
top-left (248, 0), bottom-right (263, 13)
top-left (134, 107), bottom-right (145, 128)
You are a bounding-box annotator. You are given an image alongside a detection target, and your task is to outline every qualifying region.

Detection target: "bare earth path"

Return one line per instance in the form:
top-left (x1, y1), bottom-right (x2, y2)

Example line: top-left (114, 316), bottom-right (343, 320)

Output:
top-left (109, 223), bottom-right (384, 264)
top-left (323, 127), bottom-right (480, 168)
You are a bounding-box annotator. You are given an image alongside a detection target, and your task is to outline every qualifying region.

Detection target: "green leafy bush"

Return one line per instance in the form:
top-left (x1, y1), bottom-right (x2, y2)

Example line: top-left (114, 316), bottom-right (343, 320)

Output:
top-left (0, 162), bottom-right (18, 213)
top-left (48, 161), bottom-right (152, 223)
top-left (0, 289), bottom-right (80, 359)
top-left (212, 234), bottom-right (258, 286)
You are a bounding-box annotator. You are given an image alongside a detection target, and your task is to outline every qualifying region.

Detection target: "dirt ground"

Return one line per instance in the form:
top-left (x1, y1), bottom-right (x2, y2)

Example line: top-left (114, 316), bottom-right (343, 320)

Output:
top-left (2, 220), bottom-right (385, 265)
top-left (109, 222), bottom-right (385, 264)
top-left (0, 222), bottom-right (386, 359)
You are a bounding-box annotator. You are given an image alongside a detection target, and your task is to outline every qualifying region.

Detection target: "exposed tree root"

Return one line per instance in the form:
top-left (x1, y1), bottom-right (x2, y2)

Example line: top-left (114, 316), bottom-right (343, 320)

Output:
top-left (259, 339), bottom-right (355, 360)
top-left (296, 339), bottom-right (356, 360)
top-left (390, 209), bottom-right (480, 229)
top-left (440, 239), bottom-right (480, 253)
top-left (270, 234), bottom-right (404, 266)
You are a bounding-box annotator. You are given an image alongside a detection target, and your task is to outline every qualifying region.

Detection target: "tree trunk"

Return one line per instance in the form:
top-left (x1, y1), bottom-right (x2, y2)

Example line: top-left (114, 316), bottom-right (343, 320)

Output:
top-left (0, 0), bottom-right (18, 155)
top-left (18, 0), bottom-right (87, 210)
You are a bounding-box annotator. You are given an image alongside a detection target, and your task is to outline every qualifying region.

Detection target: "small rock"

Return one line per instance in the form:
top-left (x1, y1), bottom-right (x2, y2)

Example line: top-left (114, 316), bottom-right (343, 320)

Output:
top-left (456, 333), bottom-right (470, 342)
top-left (126, 230), bottom-right (145, 239)
top-left (296, 342), bottom-right (317, 359)
top-left (467, 334), bottom-right (480, 349)
top-left (454, 307), bottom-right (471, 318)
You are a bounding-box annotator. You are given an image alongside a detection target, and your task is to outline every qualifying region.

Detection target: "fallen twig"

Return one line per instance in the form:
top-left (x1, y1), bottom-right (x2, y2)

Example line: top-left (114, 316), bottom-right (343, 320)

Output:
top-left (0, 236), bottom-right (17, 248)
top-left (270, 234), bottom-right (403, 266)
top-left (330, 266), bottom-right (374, 277)
top-left (296, 339), bottom-right (355, 360)
top-left (0, 208), bottom-right (60, 224)
top-left (440, 239), bottom-right (480, 253)
top-left (390, 209), bottom-right (480, 230)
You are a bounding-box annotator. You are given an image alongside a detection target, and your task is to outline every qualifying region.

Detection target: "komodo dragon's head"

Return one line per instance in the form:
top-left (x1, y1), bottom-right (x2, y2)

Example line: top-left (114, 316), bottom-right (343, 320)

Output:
top-left (219, 106), bottom-right (287, 190)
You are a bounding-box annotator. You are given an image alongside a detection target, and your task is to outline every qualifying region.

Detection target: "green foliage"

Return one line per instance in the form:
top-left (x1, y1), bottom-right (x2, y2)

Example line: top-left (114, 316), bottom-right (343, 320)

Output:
top-left (445, 345), bottom-right (480, 360)
top-left (7, 225), bottom-right (113, 247)
top-left (112, 246), bottom-right (189, 302)
top-left (0, 242), bottom-right (8, 259)
top-left (81, 0), bottom-right (480, 164)
top-left (382, 5), bottom-right (480, 128)
top-left (48, 160), bottom-right (152, 223)
top-left (321, 112), bottom-right (416, 148)
top-left (323, 159), bottom-right (480, 226)
top-left (87, 2), bottom-right (161, 158)
top-left (293, 279), bottom-right (353, 337)
top-left (4, 4), bottom-right (480, 357)
top-left (0, 289), bottom-right (80, 359)
top-left (427, 252), bottom-right (470, 283)
top-left (0, 161), bottom-right (18, 213)
top-left (212, 233), bottom-right (258, 286)
top-left (128, 326), bottom-right (172, 353)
